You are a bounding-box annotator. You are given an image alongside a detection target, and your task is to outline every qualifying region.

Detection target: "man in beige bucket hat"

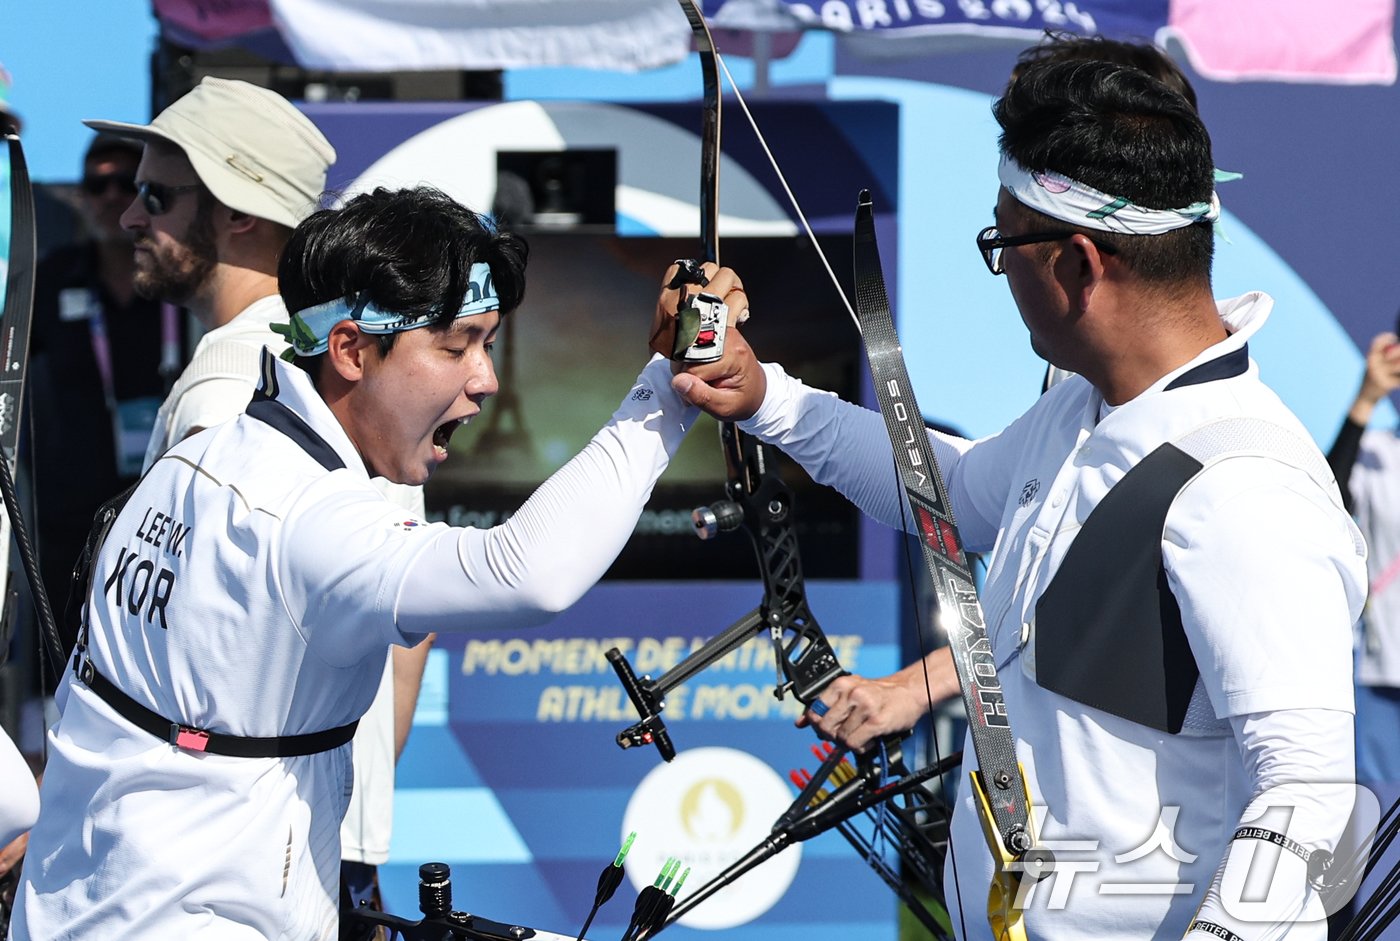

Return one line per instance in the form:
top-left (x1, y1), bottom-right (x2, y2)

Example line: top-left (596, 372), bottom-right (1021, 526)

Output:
top-left (84, 76), bottom-right (336, 471)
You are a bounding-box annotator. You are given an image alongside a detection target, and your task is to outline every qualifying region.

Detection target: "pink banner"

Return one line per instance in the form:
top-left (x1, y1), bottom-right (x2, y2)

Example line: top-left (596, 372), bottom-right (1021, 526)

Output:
top-left (153, 0), bottom-right (273, 43)
top-left (1168, 0), bottom-right (1396, 84)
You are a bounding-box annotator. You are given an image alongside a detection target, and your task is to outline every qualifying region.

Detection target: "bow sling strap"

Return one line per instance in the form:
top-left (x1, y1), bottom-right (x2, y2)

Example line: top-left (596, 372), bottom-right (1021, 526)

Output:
top-left (72, 352), bottom-right (357, 757)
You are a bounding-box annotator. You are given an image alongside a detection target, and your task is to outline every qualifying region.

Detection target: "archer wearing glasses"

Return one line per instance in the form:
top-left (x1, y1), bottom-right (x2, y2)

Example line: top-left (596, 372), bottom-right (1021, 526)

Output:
top-left (976, 224), bottom-right (1118, 275)
top-left (669, 57), bottom-right (1362, 941)
top-left (28, 132), bottom-right (177, 651)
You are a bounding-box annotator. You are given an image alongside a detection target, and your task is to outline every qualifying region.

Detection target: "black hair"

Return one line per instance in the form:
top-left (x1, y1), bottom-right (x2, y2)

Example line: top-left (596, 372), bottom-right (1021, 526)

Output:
top-left (1009, 31), bottom-right (1198, 112)
top-left (278, 186), bottom-right (528, 374)
top-left (994, 58), bottom-right (1215, 285)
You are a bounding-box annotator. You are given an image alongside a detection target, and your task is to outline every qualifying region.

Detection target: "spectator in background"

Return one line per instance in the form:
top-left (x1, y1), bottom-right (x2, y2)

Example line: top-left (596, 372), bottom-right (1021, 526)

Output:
top-left (82, 76), bottom-right (334, 471)
top-left (29, 134), bottom-right (175, 637)
top-left (1327, 324), bottom-right (1400, 804)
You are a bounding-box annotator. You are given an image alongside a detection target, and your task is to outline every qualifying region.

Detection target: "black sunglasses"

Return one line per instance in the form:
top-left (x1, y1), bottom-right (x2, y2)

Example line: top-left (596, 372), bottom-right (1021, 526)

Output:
top-left (136, 180), bottom-right (202, 216)
top-left (80, 173), bottom-right (137, 197)
top-left (976, 225), bottom-right (1118, 275)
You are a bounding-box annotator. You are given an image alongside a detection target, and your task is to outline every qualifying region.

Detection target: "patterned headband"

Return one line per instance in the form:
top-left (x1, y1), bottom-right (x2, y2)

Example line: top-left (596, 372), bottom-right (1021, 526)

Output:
top-left (997, 155), bottom-right (1226, 236)
top-left (274, 261), bottom-right (499, 358)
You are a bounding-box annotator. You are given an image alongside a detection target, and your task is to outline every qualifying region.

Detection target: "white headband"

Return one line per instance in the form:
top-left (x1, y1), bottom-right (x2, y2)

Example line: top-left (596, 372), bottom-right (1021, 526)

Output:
top-left (998, 155), bottom-right (1221, 236)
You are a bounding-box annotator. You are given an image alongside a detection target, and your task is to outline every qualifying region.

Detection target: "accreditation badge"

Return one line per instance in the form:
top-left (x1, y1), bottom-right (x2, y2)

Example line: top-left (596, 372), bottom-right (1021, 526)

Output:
top-left (114, 396), bottom-right (160, 477)
top-left (59, 287), bottom-right (98, 322)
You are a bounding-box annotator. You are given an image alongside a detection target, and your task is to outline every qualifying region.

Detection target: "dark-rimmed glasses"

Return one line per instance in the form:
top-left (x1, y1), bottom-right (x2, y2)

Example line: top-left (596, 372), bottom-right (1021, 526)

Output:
top-left (976, 225), bottom-right (1118, 275)
top-left (137, 180), bottom-right (202, 216)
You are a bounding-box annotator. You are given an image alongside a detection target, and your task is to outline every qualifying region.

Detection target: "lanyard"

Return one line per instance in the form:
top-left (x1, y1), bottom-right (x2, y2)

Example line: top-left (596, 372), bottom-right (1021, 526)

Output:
top-left (85, 291), bottom-right (183, 407)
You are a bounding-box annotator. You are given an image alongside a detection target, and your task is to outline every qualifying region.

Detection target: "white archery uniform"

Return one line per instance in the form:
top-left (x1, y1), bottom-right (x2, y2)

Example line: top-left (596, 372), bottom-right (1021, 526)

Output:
top-left (133, 283), bottom-right (424, 879)
top-left (740, 292), bottom-right (1365, 941)
top-left (13, 352), bottom-right (696, 941)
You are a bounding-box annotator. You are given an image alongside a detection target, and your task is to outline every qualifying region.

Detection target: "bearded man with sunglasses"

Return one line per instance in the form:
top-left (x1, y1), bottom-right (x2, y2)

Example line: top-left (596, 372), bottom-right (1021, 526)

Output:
top-left (29, 134), bottom-right (172, 636)
top-left (83, 77), bottom-right (336, 473)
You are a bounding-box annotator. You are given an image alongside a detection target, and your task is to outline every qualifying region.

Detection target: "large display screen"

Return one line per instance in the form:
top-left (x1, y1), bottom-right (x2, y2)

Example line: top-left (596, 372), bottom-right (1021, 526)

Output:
top-left (424, 231), bottom-right (863, 580)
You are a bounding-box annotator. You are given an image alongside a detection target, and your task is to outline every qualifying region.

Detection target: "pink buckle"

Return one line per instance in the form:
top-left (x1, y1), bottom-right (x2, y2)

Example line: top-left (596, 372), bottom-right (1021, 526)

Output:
top-left (171, 725), bottom-right (211, 752)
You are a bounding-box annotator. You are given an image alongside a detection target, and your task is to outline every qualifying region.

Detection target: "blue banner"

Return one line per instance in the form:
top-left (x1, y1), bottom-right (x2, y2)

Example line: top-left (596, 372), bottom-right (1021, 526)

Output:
top-left (383, 581), bottom-right (905, 941)
top-left (708, 0), bottom-right (1167, 42)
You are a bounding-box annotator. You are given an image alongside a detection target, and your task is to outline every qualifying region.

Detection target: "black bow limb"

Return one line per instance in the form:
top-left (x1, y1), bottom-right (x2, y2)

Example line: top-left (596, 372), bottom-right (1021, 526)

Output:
top-left (0, 133), bottom-right (64, 684)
